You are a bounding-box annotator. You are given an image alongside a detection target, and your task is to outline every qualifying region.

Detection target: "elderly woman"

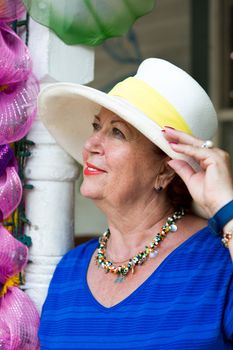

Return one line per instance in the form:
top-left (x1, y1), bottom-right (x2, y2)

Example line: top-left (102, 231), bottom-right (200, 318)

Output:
top-left (38, 58), bottom-right (233, 349)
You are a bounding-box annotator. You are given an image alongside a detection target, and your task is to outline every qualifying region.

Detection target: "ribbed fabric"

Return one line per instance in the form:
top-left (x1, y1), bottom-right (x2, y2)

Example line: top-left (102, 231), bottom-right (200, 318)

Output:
top-left (39, 227), bottom-right (233, 349)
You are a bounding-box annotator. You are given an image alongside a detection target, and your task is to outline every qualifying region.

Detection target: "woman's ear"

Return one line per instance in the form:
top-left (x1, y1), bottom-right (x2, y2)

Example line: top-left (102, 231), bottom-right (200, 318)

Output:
top-left (154, 157), bottom-right (176, 190)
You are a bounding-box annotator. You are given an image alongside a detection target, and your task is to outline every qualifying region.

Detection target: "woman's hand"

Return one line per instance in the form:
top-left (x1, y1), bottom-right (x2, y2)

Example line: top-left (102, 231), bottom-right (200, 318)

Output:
top-left (162, 127), bottom-right (233, 217)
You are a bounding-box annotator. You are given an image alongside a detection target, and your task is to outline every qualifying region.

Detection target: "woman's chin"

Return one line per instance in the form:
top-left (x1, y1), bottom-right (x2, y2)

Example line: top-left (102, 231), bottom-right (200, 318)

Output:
top-left (80, 184), bottom-right (103, 200)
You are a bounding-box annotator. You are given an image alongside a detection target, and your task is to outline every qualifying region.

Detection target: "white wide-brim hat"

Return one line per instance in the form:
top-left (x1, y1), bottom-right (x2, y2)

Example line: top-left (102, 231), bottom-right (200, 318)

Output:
top-left (38, 58), bottom-right (218, 171)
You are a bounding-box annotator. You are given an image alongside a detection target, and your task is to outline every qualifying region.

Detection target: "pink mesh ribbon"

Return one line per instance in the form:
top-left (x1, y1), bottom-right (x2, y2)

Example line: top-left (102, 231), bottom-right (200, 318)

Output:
top-left (0, 23), bottom-right (39, 145)
top-left (0, 157), bottom-right (22, 221)
top-left (0, 23), bottom-right (31, 84)
top-left (0, 288), bottom-right (40, 349)
top-left (0, 2), bottom-right (40, 349)
top-left (0, 0), bottom-right (25, 22)
top-left (0, 226), bottom-right (40, 349)
top-left (0, 226), bottom-right (28, 282)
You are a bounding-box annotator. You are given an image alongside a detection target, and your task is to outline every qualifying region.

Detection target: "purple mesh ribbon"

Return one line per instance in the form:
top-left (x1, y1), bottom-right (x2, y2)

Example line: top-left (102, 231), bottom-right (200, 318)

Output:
top-left (0, 144), bottom-right (14, 177)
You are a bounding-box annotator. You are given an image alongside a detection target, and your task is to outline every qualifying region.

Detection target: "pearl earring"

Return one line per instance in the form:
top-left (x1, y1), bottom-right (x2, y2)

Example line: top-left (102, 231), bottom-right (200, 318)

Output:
top-left (155, 186), bottom-right (163, 192)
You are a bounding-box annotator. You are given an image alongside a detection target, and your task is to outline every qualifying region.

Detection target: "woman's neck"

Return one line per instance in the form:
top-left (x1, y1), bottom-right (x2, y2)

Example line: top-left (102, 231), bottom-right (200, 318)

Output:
top-left (95, 194), bottom-right (175, 262)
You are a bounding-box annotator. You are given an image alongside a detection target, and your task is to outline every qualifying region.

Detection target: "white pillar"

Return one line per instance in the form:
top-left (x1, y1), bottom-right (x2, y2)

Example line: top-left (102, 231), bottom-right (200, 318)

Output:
top-left (24, 113), bottom-right (80, 313)
top-left (24, 19), bottom-right (94, 314)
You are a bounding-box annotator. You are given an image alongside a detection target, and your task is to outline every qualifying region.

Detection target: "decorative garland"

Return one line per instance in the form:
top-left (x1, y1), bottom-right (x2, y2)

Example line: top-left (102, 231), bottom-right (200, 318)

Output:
top-left (0, 1), bottom-right (40, 349)
top-left (0, 5), bottom-right (38, 242)
top-left (3, 139), bottom-right (35, 247)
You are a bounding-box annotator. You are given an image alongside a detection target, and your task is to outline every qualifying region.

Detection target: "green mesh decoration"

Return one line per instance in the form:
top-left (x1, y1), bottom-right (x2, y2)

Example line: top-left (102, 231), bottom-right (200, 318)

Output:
top-left (23, 0), bottom-right (155, 45)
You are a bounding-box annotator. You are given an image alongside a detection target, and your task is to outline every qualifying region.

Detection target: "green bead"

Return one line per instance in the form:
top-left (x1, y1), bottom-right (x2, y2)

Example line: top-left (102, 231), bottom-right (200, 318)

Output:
top-left (167, 217), bottom-right (174, 224)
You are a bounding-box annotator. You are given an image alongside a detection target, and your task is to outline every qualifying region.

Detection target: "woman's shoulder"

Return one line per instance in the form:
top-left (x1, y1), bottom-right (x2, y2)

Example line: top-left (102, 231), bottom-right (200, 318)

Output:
top-left (49, 238), bottom-right (99, 285)
top-left (60, 237), bottom-right (99, 265)
top-left (181, 223), bottom-right (232, 269)
top-left (171, 214), bottom-right (232, 270)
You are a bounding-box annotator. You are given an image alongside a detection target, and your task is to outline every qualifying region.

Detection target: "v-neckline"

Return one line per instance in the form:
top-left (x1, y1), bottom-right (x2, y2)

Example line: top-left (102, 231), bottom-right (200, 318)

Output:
top-left (83, 226), bottom-right (209, 311)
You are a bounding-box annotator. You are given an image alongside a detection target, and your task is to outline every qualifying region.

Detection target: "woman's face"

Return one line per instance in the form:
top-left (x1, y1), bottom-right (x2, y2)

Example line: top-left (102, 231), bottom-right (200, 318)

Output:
top-left (80, 108), bottom-right (162, 206)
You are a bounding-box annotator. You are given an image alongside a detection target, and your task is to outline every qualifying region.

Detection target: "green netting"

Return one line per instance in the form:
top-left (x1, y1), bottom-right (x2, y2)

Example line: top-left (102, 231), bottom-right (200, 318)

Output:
top-left (23, 0), bottom-right (155, 45)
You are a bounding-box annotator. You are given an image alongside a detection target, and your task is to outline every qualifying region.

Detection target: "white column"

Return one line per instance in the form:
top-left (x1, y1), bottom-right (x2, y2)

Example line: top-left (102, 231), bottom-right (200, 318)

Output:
top-left (24, 19), bottom-right (94, 314)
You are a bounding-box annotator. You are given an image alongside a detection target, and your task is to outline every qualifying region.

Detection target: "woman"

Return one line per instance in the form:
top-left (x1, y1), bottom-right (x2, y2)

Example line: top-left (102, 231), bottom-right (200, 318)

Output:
top-left (38, 58), bottom-right (233, 349)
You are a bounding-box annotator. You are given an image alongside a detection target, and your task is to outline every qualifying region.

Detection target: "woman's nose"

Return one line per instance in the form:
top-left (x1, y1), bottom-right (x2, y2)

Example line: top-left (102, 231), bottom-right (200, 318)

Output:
top-left (84, 132), bottom-right (104, 155)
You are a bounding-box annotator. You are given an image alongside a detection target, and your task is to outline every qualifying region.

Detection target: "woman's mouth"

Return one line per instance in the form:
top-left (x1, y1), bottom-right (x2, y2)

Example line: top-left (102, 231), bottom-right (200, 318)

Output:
top-left (83, 162), bottom-right (106, 176)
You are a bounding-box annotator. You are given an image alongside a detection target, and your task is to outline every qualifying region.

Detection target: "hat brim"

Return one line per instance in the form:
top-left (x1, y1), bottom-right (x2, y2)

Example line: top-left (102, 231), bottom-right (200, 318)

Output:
top-left (38, 82), bottom-right (199, 170)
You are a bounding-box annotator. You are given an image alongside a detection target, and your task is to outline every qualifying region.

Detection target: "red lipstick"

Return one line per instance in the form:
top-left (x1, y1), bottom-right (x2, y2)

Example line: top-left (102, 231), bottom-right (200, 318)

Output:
top-left (84, 162), bottom-right (106, 176)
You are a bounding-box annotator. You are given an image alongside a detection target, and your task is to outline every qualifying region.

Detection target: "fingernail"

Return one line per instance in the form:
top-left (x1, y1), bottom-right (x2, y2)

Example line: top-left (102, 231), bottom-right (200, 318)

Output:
top-left (164, 126), bottom-right (175, 130)
top-left (169, 141), bottom-right (178, 145)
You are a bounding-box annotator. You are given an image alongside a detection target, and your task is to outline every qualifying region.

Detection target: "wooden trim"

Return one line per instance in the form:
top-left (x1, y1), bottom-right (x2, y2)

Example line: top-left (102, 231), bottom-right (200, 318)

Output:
top-left (191, 0), bottom-right (209, 92)
top-left (74, 235), bottom-right (96, 246)
top-left (217, 109), bottom-right (233, 121)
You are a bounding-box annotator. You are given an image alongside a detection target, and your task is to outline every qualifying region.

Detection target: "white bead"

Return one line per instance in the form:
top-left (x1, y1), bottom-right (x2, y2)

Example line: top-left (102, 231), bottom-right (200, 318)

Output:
top-left (149, 250), bottom-right (158, 258)
top-left (170, 224), bottom-right (177, 232)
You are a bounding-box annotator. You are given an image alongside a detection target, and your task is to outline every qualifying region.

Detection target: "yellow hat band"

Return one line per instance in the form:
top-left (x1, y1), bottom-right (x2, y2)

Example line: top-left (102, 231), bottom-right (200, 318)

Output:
top-left (109, 77), bottom-right (192, 134)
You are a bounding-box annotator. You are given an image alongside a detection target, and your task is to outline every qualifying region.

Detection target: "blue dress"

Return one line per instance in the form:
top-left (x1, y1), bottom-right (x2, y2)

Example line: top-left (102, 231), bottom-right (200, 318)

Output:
top-left (39, 227), bottom-right (233, 349)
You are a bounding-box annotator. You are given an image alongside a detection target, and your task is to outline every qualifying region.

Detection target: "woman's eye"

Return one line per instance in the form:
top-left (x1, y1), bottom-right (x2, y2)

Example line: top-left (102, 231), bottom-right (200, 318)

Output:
top-left (112, 127), bottom-right (125, 139)
top-left (92, 122), bottom-right (101, 131)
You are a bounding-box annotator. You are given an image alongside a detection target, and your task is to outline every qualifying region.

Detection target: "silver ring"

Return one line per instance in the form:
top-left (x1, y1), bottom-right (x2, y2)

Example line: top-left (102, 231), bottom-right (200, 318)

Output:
top-left (201, 140), bottom-right (214, 149)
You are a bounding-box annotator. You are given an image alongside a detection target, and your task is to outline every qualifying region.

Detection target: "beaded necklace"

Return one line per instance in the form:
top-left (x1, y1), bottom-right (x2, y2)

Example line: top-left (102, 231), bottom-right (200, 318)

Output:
top-left (96, 209), bottom-right (185, 283)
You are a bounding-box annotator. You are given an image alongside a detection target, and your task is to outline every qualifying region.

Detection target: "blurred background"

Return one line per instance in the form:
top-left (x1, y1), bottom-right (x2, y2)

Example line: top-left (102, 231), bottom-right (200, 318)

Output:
top-left (75, 0), bottom-right (233, 242)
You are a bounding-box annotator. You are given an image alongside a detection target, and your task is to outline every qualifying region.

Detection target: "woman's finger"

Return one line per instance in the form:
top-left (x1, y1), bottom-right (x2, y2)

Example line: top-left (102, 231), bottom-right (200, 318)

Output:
top-left (163, 126), bottom-right (209, 148)
top-left (169, 142), bottom-right (217, 166)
